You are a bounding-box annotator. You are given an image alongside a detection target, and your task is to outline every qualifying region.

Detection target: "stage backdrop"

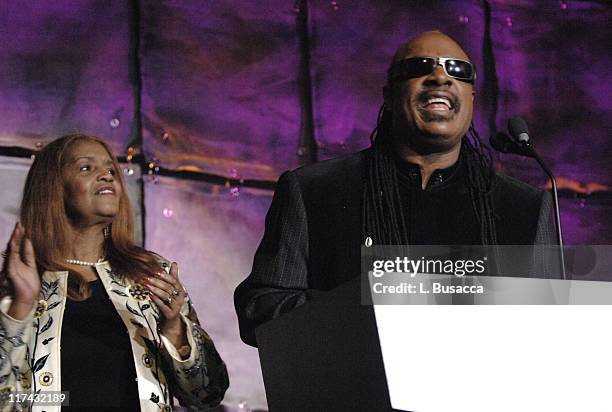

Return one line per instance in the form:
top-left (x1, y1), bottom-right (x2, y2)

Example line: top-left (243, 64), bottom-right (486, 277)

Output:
top-left (1, 1), bottom-right (611, 409)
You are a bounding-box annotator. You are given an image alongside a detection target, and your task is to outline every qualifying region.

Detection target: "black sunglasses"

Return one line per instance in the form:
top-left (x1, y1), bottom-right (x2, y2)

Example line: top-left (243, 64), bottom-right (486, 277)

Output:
top-left (388, 57), bottom-right (476, 84)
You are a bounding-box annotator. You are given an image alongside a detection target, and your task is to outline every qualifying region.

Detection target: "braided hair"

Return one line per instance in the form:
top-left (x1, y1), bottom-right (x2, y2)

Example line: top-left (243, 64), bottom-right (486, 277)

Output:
top-left (362, 105), bottom-right (497, 246)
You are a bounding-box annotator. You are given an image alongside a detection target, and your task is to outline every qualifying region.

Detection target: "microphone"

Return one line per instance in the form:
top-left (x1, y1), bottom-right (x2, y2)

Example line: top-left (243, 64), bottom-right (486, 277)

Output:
top-left (508, 117), bottom-right (531, 143)
top-left (489, 132), bottom-right (534, 158)
top-left (503, 117), bottom-right (566, 279)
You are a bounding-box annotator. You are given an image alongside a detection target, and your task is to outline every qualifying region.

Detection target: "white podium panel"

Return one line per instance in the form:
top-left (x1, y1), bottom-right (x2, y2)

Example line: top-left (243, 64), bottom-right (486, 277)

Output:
top-left (374, 305), bottom-right (612, 412)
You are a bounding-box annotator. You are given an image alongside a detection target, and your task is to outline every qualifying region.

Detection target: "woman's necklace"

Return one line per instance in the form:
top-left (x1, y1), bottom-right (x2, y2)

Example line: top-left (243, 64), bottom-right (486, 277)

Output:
top-left (65, 257), bottom-right (105, 266)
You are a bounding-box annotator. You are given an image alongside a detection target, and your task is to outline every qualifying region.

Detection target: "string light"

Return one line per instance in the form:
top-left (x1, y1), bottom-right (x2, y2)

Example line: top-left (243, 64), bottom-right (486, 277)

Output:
top-left (124, 146), bottom-right (135, 176)
top-left (162, 207), bottom-right (173, 218)
top-left (505, 17), bottom-right (513, 27)
top-left (459, 15), bottom-right (469, 24)
top-left (30, 142), bottom-right (43, 160)
top-left (110, 118), bottom-right (120, 128)
top-left (560, 1), bottom-right (568, 10)
top-left (229, 168), bottom-right (241, 198)
top-left (146, 158), bottom-right (159, 184)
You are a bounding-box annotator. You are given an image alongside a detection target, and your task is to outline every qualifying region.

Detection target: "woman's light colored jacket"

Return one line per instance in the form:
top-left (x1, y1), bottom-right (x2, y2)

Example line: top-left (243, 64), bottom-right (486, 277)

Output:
top-left (0, 258), bottom-right (228, 411)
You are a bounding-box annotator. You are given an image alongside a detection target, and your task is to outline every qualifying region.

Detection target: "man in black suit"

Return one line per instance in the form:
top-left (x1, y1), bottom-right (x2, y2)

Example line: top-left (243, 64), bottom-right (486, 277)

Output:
top-left (235, 31), bottom-right (553, 347)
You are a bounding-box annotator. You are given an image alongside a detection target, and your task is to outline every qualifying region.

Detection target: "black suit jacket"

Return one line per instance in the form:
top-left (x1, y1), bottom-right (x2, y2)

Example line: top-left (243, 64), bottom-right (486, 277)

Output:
top-left (234, 149), bottom-right (555, 346)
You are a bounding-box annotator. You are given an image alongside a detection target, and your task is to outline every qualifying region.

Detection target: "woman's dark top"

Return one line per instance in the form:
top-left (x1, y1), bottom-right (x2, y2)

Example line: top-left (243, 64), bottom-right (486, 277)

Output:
top-left (61, 279), bottom-right (141, 411)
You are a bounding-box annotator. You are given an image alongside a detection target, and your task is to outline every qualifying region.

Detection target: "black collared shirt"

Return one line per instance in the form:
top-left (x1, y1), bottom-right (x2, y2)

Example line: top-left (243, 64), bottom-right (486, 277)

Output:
top-left (394, 151), bottom-right (482, 245)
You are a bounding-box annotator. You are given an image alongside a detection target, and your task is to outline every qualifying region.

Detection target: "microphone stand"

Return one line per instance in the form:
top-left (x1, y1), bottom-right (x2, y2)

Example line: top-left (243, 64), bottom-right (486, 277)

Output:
top-left (519, 141), bottom-right (567, 280)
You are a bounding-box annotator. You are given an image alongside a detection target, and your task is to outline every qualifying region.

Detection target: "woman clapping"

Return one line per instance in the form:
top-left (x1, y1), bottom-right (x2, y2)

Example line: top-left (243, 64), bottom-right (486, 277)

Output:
top-left (0, 134), bottom-right (228, 411)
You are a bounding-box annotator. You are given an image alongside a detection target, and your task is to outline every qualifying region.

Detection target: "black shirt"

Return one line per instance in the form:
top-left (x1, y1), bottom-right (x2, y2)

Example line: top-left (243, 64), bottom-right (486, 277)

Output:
top-left (395, 151), bottom-right (482, 245)
top-left (61, 279), bottom-right (141, 411)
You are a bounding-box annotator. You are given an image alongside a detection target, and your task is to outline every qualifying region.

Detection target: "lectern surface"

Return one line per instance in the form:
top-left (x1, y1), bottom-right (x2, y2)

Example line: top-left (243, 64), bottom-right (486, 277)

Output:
top-left (375, 304), bottom-right (612, 412)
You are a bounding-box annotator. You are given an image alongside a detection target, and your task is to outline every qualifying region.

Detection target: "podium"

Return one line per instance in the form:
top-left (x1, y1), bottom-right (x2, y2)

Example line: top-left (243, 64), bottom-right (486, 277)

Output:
top-left (256, 275), bottom-right (612, 412)
top-left (255, 277), bottom-right (394, 412)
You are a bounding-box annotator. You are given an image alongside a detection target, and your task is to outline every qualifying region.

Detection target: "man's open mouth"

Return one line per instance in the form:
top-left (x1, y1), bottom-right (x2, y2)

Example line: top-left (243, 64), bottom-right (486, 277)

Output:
top-left (416, 91), bottom-right (460, 119)
top-left (424, 96), bottom-right (453, 111)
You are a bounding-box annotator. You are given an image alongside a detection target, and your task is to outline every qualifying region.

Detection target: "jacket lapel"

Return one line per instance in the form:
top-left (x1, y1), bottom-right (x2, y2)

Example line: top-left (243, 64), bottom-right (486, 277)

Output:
top-left (96, 264), bottom-right (158, 342)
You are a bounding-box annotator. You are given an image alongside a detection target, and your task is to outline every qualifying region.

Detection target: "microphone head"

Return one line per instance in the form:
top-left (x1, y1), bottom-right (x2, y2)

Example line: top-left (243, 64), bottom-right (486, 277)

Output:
top-left (489, 132), bottom-right (513, 154)
top-left (508, 117), bottom-right (530, 143)
top-left (489, 131), bottom-right (535, 158)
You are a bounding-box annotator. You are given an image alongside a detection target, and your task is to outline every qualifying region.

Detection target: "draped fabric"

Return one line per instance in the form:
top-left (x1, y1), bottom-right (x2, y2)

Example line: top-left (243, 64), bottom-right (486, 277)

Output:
top-left (0, 1), bottom-right (610, 408)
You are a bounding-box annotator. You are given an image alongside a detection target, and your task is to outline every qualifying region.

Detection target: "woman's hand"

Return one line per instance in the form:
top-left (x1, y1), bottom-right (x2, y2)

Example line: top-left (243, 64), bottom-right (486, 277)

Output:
top-left (143, 262), bottom-right (189, 350)
top-left (3, 223), bottom-right (40, 320)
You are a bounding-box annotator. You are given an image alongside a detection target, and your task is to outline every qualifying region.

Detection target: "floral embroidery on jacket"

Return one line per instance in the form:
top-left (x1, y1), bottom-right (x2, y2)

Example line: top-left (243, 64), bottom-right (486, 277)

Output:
top-left (0, 258), bottom-right (228, 412)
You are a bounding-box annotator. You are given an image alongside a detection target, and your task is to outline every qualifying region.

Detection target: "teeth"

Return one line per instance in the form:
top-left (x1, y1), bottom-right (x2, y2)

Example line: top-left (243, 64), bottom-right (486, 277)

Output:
top-left (426, 97), bottom-right (452, 108)
top-left (97, 189), bottom-right (114, 195)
